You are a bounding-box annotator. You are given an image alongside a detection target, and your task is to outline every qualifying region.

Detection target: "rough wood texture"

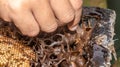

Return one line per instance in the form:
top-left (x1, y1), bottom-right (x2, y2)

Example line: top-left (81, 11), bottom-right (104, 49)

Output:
top-left (0, 7), bottom-right (116, 67)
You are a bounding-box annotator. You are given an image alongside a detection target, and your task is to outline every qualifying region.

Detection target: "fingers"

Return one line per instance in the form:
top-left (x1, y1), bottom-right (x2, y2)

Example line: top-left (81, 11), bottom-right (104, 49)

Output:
top-left (31, 0), bottom-right (57, 33)
top-left (68, 0), bottom-right (83, 31)
top-left (10, 9), bottom-right (40, 36)
top-left (68, 9), bottom-right (82, 31)
top-left (0, 12), bottom-right (11, 22)
top-left (50, 0), bottom-right (75, 24)
top-left (0, 0), bottom-right (83, 37)
top-left (69, 0), bottom-right (83, 11)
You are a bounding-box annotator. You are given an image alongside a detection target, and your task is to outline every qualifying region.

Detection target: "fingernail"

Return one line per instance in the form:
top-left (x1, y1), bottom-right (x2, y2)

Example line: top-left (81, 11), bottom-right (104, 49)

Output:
top-left (69, 25), bottom-right (78, 31)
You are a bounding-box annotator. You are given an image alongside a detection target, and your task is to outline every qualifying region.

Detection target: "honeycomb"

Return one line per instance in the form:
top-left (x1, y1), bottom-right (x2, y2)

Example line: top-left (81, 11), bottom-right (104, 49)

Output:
top-left (0, 7), bottom-right (117, 67)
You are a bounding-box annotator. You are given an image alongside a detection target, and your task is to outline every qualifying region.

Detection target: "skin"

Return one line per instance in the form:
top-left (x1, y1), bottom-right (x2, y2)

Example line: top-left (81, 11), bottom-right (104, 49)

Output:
top-left (0, 0), bottom-right (83, 37)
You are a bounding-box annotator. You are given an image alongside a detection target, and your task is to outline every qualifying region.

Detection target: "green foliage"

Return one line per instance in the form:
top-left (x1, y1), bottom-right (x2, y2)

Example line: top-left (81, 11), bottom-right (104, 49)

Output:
top-left (83, 0), bottom-right (107, 8)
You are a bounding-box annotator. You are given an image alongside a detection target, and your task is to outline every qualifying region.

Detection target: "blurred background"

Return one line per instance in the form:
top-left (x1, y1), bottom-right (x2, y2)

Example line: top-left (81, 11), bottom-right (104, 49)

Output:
top-left (83, 0), bottom-right (120, 67)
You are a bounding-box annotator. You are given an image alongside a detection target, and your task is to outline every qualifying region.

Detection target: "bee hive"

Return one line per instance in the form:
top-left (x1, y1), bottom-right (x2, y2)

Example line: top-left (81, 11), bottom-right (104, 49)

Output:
top-left (0, 7), bottom-right (116, 67)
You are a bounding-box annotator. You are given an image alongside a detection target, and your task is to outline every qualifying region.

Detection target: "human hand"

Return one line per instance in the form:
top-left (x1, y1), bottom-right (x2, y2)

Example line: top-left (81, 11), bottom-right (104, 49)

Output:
top-left (0, 0), bottom-right (83, 36)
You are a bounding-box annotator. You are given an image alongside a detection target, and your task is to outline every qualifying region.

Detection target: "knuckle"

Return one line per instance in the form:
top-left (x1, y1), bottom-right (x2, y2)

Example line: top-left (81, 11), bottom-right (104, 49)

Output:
top-left (8, 1), bottom-right (28, 12)
top-left (60, 10), bottom-right (75, 23)
top-left (77, 0), bottom-right (83, 6)
top-left (75, 0), bottom-right (83, 9)
top-left (71, 0), bottom-right (83, 10)
top-left (42, 23), bottom-right (58, 33)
